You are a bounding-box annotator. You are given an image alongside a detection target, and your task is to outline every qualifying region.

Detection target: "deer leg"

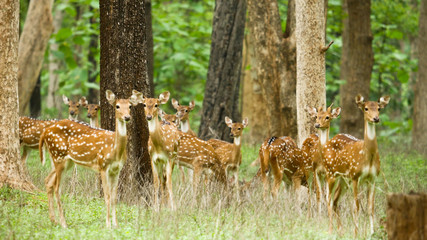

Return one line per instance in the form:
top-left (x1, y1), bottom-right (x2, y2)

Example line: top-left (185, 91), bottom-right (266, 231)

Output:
top-left (327, 177), bottom-right (336, 234)
top-left (192, 166), bottom-right (202, 204)
top-left (100, 171), bottom-right (111, 228)
top-left (271, 169), bottom-right (283, 201)
top-left (333, 180), bottom-right (343, 233)
top-left (259, 151), bottom-right (270, 201)
top-left (234, 168), bottom-right (240, 201)
top-left (151, 162), bottom-right (161, 211)
top-left (109, 173), bottom-right (120, 228)
top-left (166, 160), bottom-right (175, 210)
top-left (352, 179), bottom-right (360, 237)
top-left (314, 169), bottom-right (323, 216)
top-left (21, 146), bottom-right (30, 163)
top-left (45, 168), bottom-right (57, 224)
top-left (54, 162), bottom-right (67, 228)
top-left (367, 181), bottom-right (375, 235)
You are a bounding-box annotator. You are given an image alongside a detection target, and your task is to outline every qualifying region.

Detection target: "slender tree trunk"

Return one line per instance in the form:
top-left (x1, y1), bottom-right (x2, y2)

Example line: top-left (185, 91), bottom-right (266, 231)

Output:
top-left (282, 0), bottom-right (298, 140)
top-left (198, 0), bottom-right (246, 142)
top-left (296, 0), bottom-right (327, 146)
top-left (145, 0), bottom-right (154, 97)
top-left (412, 0), bottom-right (427, 157)
top-left (47, 3), bottom-right (66, 118)
top-left (0, 0), bottom-right (37, 192)
top-left (339, 0), bottom-right (373, 139)
top-left (29, 75), bottom-right (41, 118)
top-left (87, 6), bottom-right (99, 104)
top-left (247, 0), bottom-right (285, 138)
top-left (18, 0), bottom-right (53, 115)
top-left (100, 0), bottom-right (152, 202)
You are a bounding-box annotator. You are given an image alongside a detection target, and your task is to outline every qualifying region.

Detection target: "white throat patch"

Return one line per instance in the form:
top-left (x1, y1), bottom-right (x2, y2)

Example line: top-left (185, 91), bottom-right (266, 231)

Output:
top-left (90, 118), bottom-right (95, 128)
top-left (319, 129), bottom-right (328, 146)
top-left (367, 123), bottom-right (376, 140)
top-left (148, 119), bottom-right (157, 133)
top-left (117, 120), bottom-right (127, 136)
top-left (234, 137), bottom-right (241, 146)
top-left (181, 120), bottom-right (189, 133)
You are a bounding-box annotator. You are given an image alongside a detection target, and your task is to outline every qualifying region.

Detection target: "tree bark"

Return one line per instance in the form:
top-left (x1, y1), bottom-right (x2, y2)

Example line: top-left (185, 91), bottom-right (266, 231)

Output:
top-left (0, 0), bottom-right (37, 192)
top-left (18, 0), bottom-right (53, 115)
top-left (47, 3), bottom-right (66, 118)
top-left (412, 0), bottom-right (427, 156)
top-left (339, 0), bottom-right (373, 139)
top-left (100, 0), bottom-right (152, 202)
top-left (198, 0), bottom-right (246, 142)
top-left (29, 75), bottom-right (41, 118)
top-left (145, 0), bottom-right (154, 97)
top-left (247, 0), bottom-right (285, 138)
top-left (87, 6), bottom-right (99, 105)
top-left (295, 0), bottom-right (327, 146)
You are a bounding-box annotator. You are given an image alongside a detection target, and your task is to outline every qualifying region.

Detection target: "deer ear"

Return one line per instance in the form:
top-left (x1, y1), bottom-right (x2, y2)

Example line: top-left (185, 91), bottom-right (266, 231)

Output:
top-left (225, 116), bottom-right (233, 127)
top-left (79, 97), bottom-right (88, 107)
top-left (331, 107), bottom-right (341, 118)
top-left (158, 109), bottom-right (165, 118)
top-left (242, 117), bottom-right (249, 128)
top-left (378, 95), bottom-right (390, 109)
top-left (189, 100), bottom-right (195, 110)
top-left (355, 94), bottom-right (365, 110)
top-left (305, 106), bottom-right (318, 118)
top-left (63, 95), bottom-right (69, 105)
top-left (130, 90), bottom-right (143, 105)
top-left (172, 99), bottom-right (179, 109)
top-left (159, 91), bottom-right (170, 104)
top-left (106, 90), bottom-right (116, 106)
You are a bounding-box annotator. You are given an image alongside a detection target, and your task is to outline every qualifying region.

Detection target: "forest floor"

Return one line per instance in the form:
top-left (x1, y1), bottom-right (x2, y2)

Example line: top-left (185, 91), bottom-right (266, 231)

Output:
top-left (0, 137), bottom-right (426, 239)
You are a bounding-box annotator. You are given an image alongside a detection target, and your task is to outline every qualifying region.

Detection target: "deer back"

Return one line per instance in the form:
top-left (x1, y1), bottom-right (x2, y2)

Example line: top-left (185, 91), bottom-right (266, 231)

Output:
top-left (19, 117), bottom-right (58, 147)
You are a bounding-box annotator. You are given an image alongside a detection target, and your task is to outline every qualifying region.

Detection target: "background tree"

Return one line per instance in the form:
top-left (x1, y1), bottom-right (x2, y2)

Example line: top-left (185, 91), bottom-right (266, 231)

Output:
top-left (198, 0), bottom-right (246, 141)
top-left (18, 0), bottom-right (53, 115)
top-left (339, 0), bottom-right (373, 139)
top-left (100, 0), bottom-right (152, 201)
top-left (412, 0), bottom-right (427, 157)
top-left (296, 0), bottom-right (327, 145)
top-left (0, 0), bottom-right (36, 192)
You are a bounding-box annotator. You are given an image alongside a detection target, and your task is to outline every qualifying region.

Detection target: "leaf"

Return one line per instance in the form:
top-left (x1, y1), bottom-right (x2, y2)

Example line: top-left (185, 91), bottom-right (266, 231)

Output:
top-left (55, 28), bottom-right (73, 41)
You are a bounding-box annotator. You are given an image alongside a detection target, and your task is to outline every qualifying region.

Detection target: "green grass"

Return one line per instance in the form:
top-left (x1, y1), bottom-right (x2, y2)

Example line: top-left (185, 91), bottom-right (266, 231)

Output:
top-left (0, 138), bottom-right (426, 239)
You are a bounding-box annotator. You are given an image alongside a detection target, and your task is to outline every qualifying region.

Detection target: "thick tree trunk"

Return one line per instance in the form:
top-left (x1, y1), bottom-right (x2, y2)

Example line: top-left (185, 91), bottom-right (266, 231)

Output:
top-left (296, 0), bottom-right (327, 146)
top-left (47, 4), bottom-right (65, 118)
top-left (100, 0), bottom-right (152, 202)
top-left (241, 34), bottom-right (268, 144)
top-left (198, 0), bottom-right (246, 142)
top-left (412, 0), bottom-right (427, 156)
top-left (282, 0), bottom-right (298, 140)
top-left (247, 0), bottom-right (286, 138)
top-left (339, 0), bottom-right (373, 139)
top-left (0, 0), bottom-right (37, 192)
top-left (18, 0), bottom-right (53, 115)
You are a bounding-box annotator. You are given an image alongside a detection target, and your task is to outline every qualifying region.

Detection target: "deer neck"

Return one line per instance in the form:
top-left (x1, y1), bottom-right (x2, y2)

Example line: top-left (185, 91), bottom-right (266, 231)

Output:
top-left (180, 120), bottom-right (190, 133)
top-left (232, 136), bottom-right (242, 162)
top-left (148, 115), bottom-right (159, 134)
top-left (69, 115), bottom-right (77, 120)
top-left (90, 116), bottom-right (99, 128)
top-left (114, 119), bottom-right (128, 159)
top-left (364, 120), bottom-right (378, 155)
top-left (318, 128), bottom-right (329, 147)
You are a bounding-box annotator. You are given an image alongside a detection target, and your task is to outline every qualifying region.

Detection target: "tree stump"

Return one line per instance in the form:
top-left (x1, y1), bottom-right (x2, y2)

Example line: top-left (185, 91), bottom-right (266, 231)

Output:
top-left (386, 192), bottom-right (427, 240)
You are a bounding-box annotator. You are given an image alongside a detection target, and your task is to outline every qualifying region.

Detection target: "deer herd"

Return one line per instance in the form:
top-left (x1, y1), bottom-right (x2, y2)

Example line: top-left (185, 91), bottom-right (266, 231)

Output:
top-left (18, 89), bottom-right (390, 236)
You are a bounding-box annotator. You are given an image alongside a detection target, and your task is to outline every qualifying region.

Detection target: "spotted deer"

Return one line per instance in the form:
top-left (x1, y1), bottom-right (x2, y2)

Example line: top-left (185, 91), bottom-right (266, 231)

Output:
top-left (159, 109), bottom-right (179, 127)
top-left (62, 95), bottom-right (85, 120)
top-left (323, 94), bottom-right (390, 235)
top-left (172, 98), bottom-right (196, 136)
top-left (19, 117), bottom-right (58, 163)
top-left (39, 90), bottom-right (140, 228)
top-left (305, 104), bottom-right (341, 214)
top-left (207, 117), bottom-right (248, 191)
top-left (138, 91), bottom-right (180, 210)
top-left (80, 97), bottom-right (100, 128)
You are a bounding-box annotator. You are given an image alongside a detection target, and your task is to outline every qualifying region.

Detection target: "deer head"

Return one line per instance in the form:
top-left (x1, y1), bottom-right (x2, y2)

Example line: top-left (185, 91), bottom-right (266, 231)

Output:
top-left (306, 103), bottom-right (341, 129)
top-left (172, 99), bottom-right (195, 121)
top-left (63, 95), bottom-right (86, 120)
top-left (356, 94), bottom-right (390, 124)
top-left (225, 116), bottom-right (248, 138)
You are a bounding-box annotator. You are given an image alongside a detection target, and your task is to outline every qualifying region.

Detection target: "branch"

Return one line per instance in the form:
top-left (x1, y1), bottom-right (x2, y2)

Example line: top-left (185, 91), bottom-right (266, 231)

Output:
top-left (320, 40), bottom-right (334, 53)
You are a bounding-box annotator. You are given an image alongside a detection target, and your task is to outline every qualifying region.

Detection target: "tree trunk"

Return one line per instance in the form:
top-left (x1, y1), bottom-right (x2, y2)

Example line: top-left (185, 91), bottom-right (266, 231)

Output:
top-left (29, 75), bottom-right (41, 118)
top-left (282, 0), bottom-right (298, 140)
top-left (18, 0), bottom-right (53, 115)
top-left (87, 6), bottom-right (99, 105)
top-left (339, 0), bottom-right (373, 139)
top-left (412, 0), bottom-right (427, 156)
top-left (247, 0), bottom-right (286, 138)
top-left (47, 3), bottom-right (66, 118)
top-left (386, 193), bottom-right (427, 240)
top-left (198, 0), bottom-right (246, 142)
top-left (100, 0), bottom-right (152, 202)
top-left (145, 0), bottom-right (154, 97)
top-left (0, 0), bottom-right (37, 192)
top-left (295, 0), bottom-right (327, 146)
top-left (241, 34), bottom-right (268, 144)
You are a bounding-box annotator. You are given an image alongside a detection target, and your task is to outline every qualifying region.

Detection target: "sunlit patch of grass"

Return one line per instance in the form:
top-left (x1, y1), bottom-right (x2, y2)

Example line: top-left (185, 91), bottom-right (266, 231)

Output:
top-left (1, 137), bottom-right (426, 239)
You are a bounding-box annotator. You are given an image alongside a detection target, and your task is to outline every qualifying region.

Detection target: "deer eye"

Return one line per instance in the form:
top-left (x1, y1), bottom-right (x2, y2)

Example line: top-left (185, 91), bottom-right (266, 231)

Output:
top-left (365, 108), bottom-right (368, 111)
top-left (77, 105), bottom-right (80, 107)
top-left (155, 104), bottom-right (158, 108)
top-left (238, 128), bottom-right (241, 130)
top-left (185, 109), bottom-right (188, 112)
top-left (378, 108), bottom-right (381, 111)
top-left (326, 116), bottom-right (330, 120)
top-left (116, 105), bottom-right (120, 109)
top-left (129, 105), bottom-right (132, 109)
top-left (143, 104), bottom-right (146, 107)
